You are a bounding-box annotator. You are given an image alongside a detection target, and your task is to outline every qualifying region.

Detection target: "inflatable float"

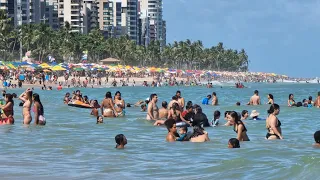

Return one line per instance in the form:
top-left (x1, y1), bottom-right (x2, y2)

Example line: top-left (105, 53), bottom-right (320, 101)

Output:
top-left (176, 121), bottom-right (191, 127)
top-left (68, 100), bottom-right (92, 109)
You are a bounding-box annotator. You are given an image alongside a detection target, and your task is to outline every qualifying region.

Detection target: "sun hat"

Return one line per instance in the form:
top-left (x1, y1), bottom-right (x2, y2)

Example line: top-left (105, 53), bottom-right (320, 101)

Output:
top-left (250, 110), bottom-right (260, 118)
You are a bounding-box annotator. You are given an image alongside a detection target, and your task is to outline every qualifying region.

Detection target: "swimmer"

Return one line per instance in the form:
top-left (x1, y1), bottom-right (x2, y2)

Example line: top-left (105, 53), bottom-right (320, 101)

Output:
top-left (236, 102), bottom-right (241, 106)
top-left (64, 92), bottom-right (71, 104)
top-left (141, 104), bottom-right (147, 112)
top-left (0, 94), bottom-right (14, 124)
top-left (115, 134), bottom-right (127, 149)
top-left (288, 94), bottom-right (296, 107)
top-left (159, 101), bottom-right (168, 119)
top-left (228, 138), bottom-right (240, 148)
top-left (266, 104), bottom-right (283, 140)
top-left (96, 116), bottom-right (103, 124)
top-left (247, 90), bottom-right (260, 105)
top-left (241, 110), bottom-right (249, 120)
top-left (266, 94), bottom-right (274, 104)
top-left (33, 93), bottom-right (46, 125)
top-left (146, 94), bottom-right (159, 120)
top-left (313, 131), bottom-right (320, 147)
top-left (189, 126), bottom-right (210, 142)
top-left (249, 110), bottom-right (260, 120)
top-left (101, 92), bottom-right (118, 117)
top-left (211, 92), bottom-right (218, 106)
top-left (114, 91), bottom-right (125, 116)
top-left (90, 100), bottom-right (100, 117)
top-left (211, 110), bottom-right (220, 126)
top-left (165, 119), bottom-right (177, 142)
top-left (19, 89), bottom-right (33, 124)
top-left (229, 111), bottom-right (250, 141)
top-left (176, 91), bottom-right (185, 110)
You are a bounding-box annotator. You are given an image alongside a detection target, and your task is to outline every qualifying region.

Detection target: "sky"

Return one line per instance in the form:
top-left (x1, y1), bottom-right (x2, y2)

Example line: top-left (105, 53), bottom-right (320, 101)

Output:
top-left (163, 0), bottom-right (320, 78)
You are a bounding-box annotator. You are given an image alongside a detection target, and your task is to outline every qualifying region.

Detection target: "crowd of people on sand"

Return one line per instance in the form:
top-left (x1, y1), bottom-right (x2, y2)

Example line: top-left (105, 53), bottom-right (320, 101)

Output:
top-left (60, 88), bottom-right (320, 149)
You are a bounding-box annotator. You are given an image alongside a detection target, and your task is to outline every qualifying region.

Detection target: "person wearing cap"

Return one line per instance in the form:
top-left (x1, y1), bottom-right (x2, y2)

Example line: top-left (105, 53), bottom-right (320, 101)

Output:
top-left (247, 90), bottom-right (260, 105)
top-left (249, 110), bottom-right (261, 120)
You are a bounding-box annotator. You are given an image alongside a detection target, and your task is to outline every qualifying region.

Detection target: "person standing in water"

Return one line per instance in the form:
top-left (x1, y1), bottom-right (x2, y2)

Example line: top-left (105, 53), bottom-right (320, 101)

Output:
top-left (19, 89), bottom-right (33, 124)
top-left (287, 94), bottom-right (296, 107)
top-left (0, 93), bottom-right (14, 124)
top-left (314, 92), bottom-right (320, 108)
top-left (266, 94), bottom-right (274, 104)
top-left (146, 94), bottom-right (159, 120)
top-left (115, 134), bottom-right (127, 149)
top-left (101, 92), bottom-right (118, 117)
top-left (33, 93), bottom-right (46, 125)
top-left (247, 90), bottom-right (260, 105)
top-left (165, 119), bottom-right (177, 142)
top-left (158, 101), bottom-right (168, 119)
top-left (211, 92), bottom-right (218, 106)
top-left (114, 91), bottom-right (125, 116)
top-left (266, 104), bottom-right (283, 140)
top-left (229, 111), bottom-right (250, 141)
top-left (176, 91), bottom-right (185, 110)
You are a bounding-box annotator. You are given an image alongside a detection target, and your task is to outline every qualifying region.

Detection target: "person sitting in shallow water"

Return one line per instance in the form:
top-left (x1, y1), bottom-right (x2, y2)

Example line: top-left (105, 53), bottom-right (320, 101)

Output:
top-left (313, 130), bottom-right (320, 148)
top-left (115, 134), bottom-right (127, 149)
top-left (228, 138), bottom-right (240, 148)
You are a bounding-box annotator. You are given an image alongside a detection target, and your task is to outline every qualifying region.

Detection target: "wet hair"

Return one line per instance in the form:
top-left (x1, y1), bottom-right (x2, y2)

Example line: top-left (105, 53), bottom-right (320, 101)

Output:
top-left (33, 93), bottom-right (44, 114)
top-left (212, 92), bottom-right (216, 96)
top-left (176, 90), bottom-right (181, 94)
top-left (241, 110), bottom-right (248, 117)
top-left (296, 102), bottom-right (302, 107)
top-left (214, 110), bottom-right (221, 120)
top-left (126, 103), bottom-right (131, 107)
top-left (254, 90), bottom-right (259, 94)
top-left (309, 96), bottom-right (312, 101)
top-left (190, 126), bottom-right (204, 138)
top-left (268, 94), bottom-right (274, 100)
top-left (115, 91), bottom-right (121, 96)
top-left (186, 101), bottom-right (193, 107)
top-left (289, 94), bottom-right (293, 99)
top-left (236, 102), bottom-right (240, 106)
top-left (172, 95), bottom-right (178, 101)
top-left (150, 93), bottom-right (157, 101)
top-left (115, 134), bottom-right (126, 145)
top-left (193, 104), bottom-right (200, 109)
top-left (224, 111), bottom-right (230, 118)
top-left (66, 92), bottom-right (70, 96)
top-left (105, 91), bottom-right (112, 98)
top-left (96, 116), bottom-right (103, 124)
top-left (5, 94), bottom-right (14, 105)
top-left (12, 93), bottom-right (17, 98)
top-left (314, 130), bottom-right (320, 143)
top-left (141, 104), bottom-right (146, 109)
top-left (229, 138), bottom-right (240, 148)
top-left (162, 101), bottom-right (168, 108)
top-left (207, 95), bottom-right (212, 99)
top-left (230, 111), bottom-right (240, 124)
top-left (164, 118), bottom-right (176, 132)
top-left (267, 104), bottom-right (280, 114)
top-left (195, 106), bottom-right (202, 114)
top-left (84, 95), bottom-right (88, 99)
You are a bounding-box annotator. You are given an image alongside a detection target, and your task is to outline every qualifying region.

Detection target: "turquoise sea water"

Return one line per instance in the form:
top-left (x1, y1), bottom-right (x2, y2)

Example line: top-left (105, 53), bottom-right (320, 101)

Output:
top-left (0, 83), bottom-right (319, 179)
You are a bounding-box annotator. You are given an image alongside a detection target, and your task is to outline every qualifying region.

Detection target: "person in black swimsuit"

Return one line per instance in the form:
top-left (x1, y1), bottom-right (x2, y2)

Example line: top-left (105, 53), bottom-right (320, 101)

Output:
top-left (229, 111), bottom-right (250, 141)
top-left (266, 104), bottom-right (283, 140)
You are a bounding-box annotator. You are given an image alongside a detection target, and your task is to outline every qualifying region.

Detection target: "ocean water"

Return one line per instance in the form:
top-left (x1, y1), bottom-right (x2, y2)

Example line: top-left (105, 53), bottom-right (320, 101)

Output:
top-left (0, 83), bottom-right (319, 179)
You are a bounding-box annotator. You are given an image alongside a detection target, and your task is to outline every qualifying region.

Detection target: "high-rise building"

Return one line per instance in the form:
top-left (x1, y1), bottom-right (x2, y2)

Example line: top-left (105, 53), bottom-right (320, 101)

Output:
top-left (121, 0), bottom-right (138, 42)
top-left (139, 0), bottom-right (165, 46)
top-left (41, 0), bottom-right (59, 29)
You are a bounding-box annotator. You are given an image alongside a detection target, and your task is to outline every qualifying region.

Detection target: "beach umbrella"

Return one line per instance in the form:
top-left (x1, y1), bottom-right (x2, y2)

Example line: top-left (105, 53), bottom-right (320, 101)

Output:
top-left (43, 69), bottom-right (52, 72)
top-left (39, 63), bottom-right (51, 69)
top-left (74, 67), bottom-right (84, 71)
top-left (51, 66), bottom-right (66, 71)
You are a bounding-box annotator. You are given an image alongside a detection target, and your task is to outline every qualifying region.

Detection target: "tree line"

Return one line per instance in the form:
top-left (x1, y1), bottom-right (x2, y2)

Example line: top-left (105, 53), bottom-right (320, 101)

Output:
top-left (0, 10), bottom-right (249, 71)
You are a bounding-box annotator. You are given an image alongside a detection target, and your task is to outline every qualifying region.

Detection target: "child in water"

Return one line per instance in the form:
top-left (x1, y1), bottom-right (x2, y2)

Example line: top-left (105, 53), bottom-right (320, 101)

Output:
top-left (314, 131), bottom-right (320, 147)
top-left (212, 110), bottom-right (221, 127)
top-left (96, 116), bottom-right (103, 124)
top-left (176, 127), bottom-right (188, 141)
top-left (115, 134), bottom-right (127, 149)
top-left (228, 138), bottom-right (240, 148)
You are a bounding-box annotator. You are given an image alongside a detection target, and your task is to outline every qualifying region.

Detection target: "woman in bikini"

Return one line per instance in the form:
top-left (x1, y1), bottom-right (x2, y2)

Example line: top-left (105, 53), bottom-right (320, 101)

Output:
top-left (114, 91), bottom-right (125, 116)
top-left (288, 94), bottom-right (296, 107)
top-left (0, 93), bottom-right (14, 124)
top-left (266, 104), bottom-right (283, 140)
top-left (266, 94), bottom-right (274, 104)
top-left (33, 93), bottom-right (46, 125)
top-left (100, 91), bottom-right (118, 117)
top-left (19, 89), bottom-right (33, 124)
top-left (229, 111), bottom-right (250, 141)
